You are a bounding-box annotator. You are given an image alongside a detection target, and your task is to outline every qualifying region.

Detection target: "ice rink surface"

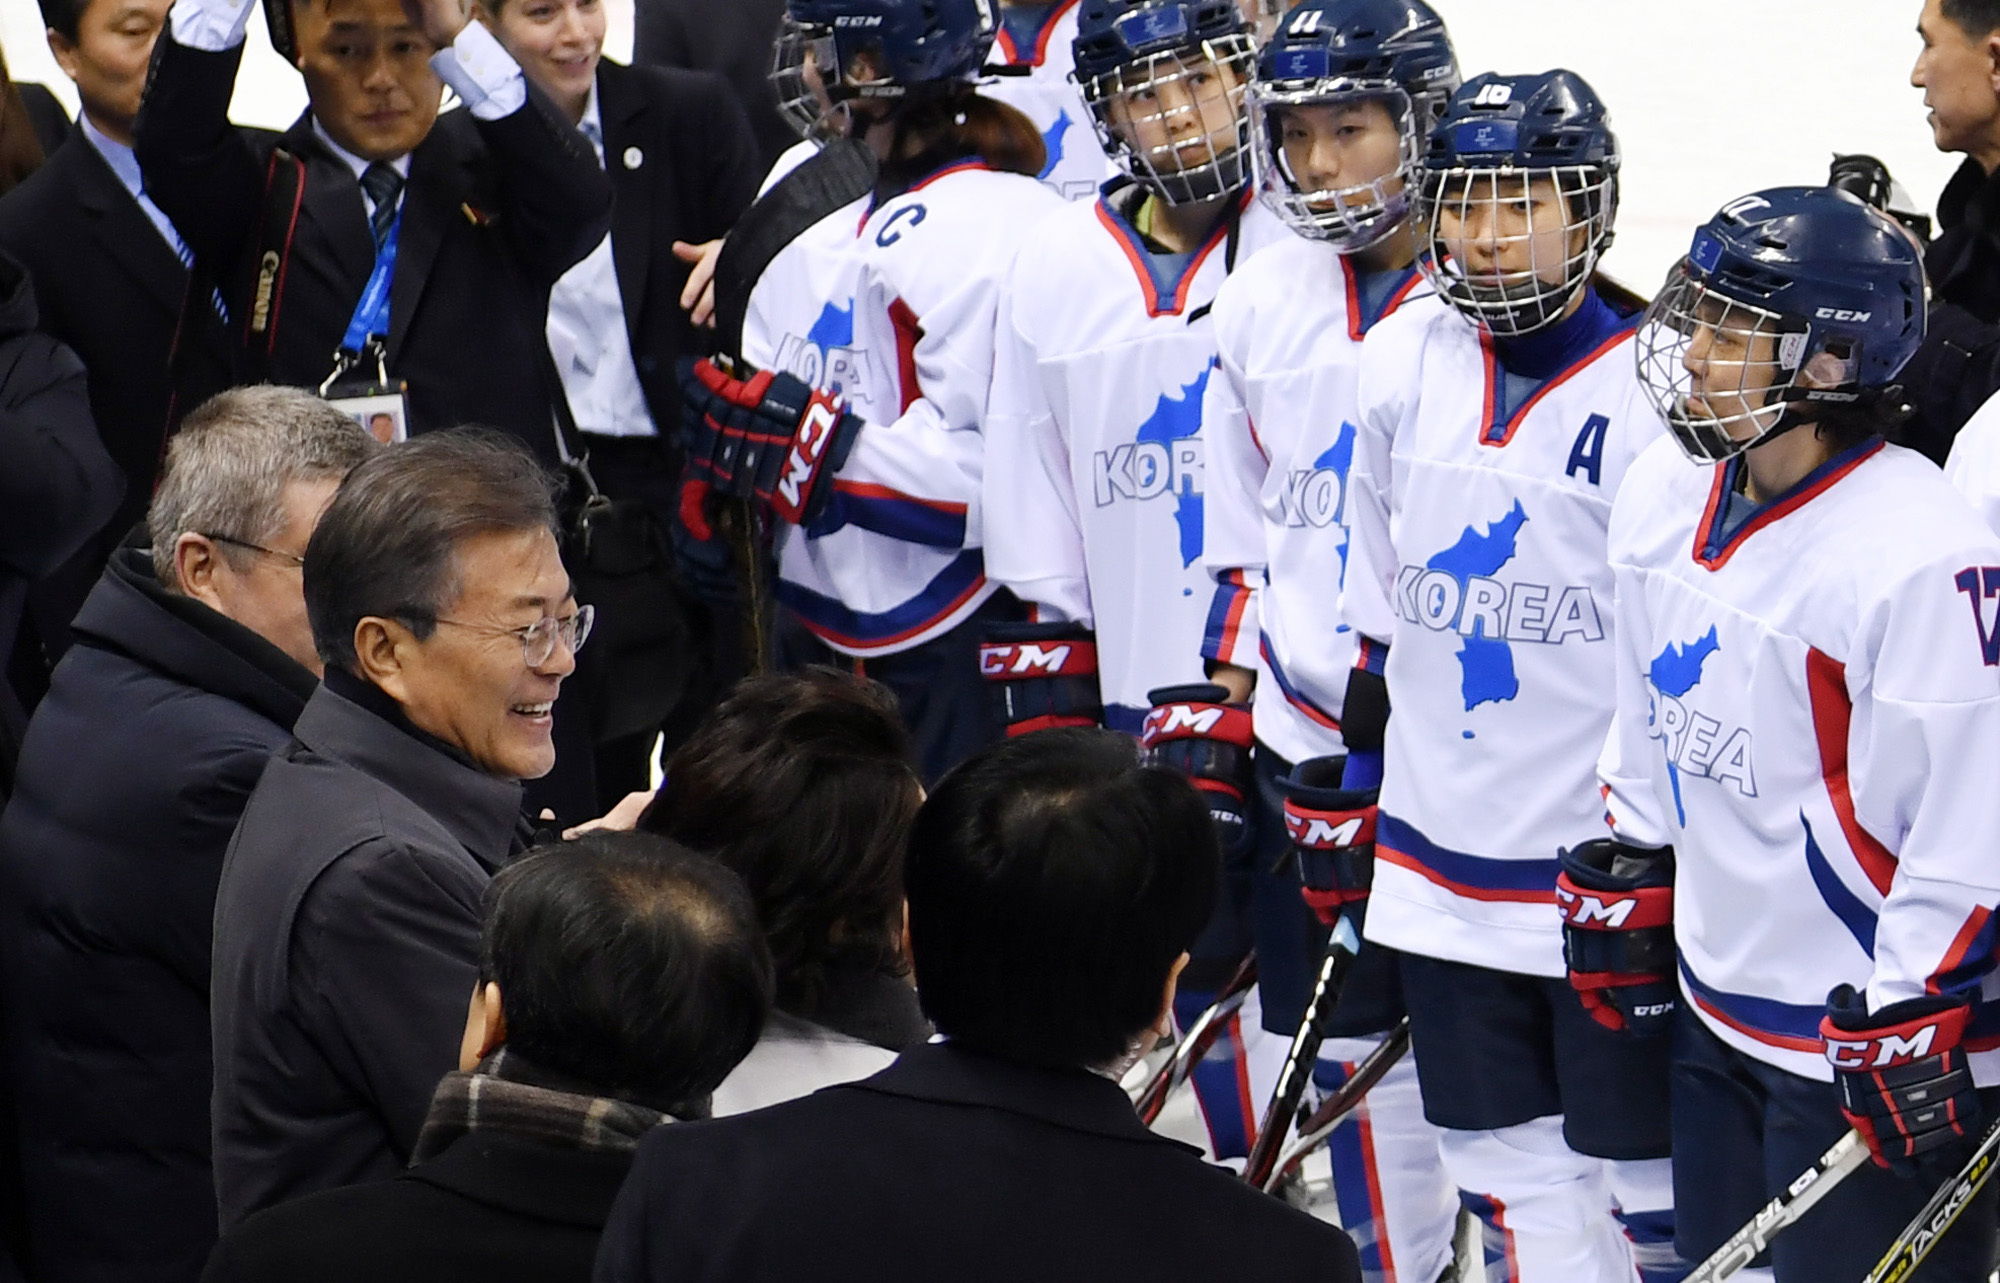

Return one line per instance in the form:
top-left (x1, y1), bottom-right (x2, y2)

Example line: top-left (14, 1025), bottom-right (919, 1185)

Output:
top-left (0, 0), bottom-right (1961, 289)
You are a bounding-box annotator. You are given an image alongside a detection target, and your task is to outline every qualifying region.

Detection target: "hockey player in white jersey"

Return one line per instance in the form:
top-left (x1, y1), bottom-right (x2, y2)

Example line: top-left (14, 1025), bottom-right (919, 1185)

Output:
top-left (1193, 1), bottom-right (1460, 1276)
top-left (1607, 186), bottom-right (2000, 1280)
top-left (981, 0), bottom-right (1115, 200)
top-left (980, 0), bottom-right (1297, 1167)
top-left (1339, 71), bottom-right (1686, 1281)
top-left (680, 0), bottom-right (1063, 782)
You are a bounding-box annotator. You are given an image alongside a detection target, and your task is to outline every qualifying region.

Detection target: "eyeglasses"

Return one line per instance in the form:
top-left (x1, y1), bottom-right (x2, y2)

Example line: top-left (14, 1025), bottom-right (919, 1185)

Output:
top-left (200, 532), bottom-right (306, 567)
top-left (430, 603), bottom-right (595, 667)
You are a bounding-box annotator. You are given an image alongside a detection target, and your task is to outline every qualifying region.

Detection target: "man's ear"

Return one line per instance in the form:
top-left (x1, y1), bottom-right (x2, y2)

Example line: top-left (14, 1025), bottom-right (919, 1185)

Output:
top-left (45, 27), bottom-right (79, 80)
top-left (1987, 29), bottom-right (2000, 93)
top-left (352, 616), bottom-right (416, 702)
top-left (174, 534), bottom-right (227, 608)
top-left (477, 982), bottom-right (507, 1059)
top-left (1153, 952), bottom-right (1191, 1041)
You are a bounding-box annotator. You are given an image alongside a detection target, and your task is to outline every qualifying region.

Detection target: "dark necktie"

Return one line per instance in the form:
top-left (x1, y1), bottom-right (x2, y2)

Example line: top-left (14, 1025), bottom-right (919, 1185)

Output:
top-left (359, 161), bottom-right (404, 252)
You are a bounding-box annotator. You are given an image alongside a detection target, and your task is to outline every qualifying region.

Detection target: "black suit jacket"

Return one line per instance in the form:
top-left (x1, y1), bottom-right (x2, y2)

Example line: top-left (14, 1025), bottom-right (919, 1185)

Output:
top-left (594, 59), bottom-right (760, 438)
top-left (632, 0), bottom-right (792, 167)
top-left (594, 1042), bottom-right (1361, 1283)
top-left (201, 1132), bottom-right (633, 1283)
top-left (16, 84), bottom-right (69, 160)
top-left (0, 127), bottom-right (234, 539)
top-left (136, 35), bottom-right (611, 461)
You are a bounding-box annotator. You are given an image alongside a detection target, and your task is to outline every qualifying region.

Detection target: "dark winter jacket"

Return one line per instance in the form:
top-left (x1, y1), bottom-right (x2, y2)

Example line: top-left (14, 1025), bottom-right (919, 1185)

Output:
top-left (0, 247), bottom-right (123, 746)
top-left (210, 673), bottom-right (526, 1230)
top-left (0, 549), bottom-right (315, 1283)
top-left (1902, 159), bottom-right (2000, 462)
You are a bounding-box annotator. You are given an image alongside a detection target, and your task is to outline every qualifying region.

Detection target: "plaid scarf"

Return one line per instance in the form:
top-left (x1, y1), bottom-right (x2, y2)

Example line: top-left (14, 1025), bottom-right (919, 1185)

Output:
top-left (411, 1048), bottom-right (670, 1164)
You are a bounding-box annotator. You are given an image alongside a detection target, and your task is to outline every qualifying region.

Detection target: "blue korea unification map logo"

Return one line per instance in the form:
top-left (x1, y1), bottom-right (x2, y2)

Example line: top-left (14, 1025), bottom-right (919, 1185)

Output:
top-left (1134, 364), bottom-right (1209, 571)
top-left (1424, 499), bottom-right (1528, 712)
top-left (1039, 110), bottom-right (1070, 180)
top-left (1648, 626), bottom-right (1721, 825)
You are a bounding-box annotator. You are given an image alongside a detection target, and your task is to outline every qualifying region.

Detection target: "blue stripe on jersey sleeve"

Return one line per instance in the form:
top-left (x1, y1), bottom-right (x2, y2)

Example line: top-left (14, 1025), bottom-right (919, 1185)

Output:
top-left (1801, 814), bottom-right (1877, 958)
top-left (775, 548), bottom-right (986, 649)
top-left (1201, 571), bottom-right (1250, 661)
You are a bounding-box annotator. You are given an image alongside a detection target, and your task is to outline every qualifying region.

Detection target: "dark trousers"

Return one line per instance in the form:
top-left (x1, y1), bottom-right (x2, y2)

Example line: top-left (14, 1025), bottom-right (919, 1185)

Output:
top-left (1671, 1006), bottom-right (1998, 1279)
top-left (1396, 950), bottom-right (1673, 1160)
top-left (569, 433), bottom-right (738, 807)
top-left (776, 590), bottom-right (1021, 785)
top-left (1184, 745), bottom-right (1403, 1037)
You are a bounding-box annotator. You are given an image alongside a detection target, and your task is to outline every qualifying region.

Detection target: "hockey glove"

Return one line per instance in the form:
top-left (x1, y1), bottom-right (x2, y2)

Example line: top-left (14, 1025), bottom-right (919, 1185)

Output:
top-left (679, 357), bottom-right (863, 527)
top-left (1555, 839), bottom-right (1677, 1037)
top-left (978, 621), bottom-right (1102, 736)
top-left (670, 475), bottom-right (741, 607)
top-left (1828, 153), bottom-right (1934, 244)
top-left (1822, 986), bottom-right (1980, 1176)
top-left (1140, 684), bottom-right (1255, 859)
top-left (1279, 755), bottom-right (1377, 928)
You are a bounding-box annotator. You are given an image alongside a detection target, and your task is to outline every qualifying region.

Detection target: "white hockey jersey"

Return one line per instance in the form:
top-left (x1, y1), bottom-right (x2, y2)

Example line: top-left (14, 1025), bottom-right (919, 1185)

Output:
top-left (982, 0), bottom-right (1114, 202)
top-left (1202, 235), bottom-right (1440, 765)
top-left (747, 159), bottom-right (1062, 656)
top-left (1343, 295), bottom-right (1662, 977)
top-left (983, 190), bottom-right (1290, 729)
top-left (1945, 386), bottom-right (2000, 537)
top-left (1602, 436), bottom-right (2000, 1082)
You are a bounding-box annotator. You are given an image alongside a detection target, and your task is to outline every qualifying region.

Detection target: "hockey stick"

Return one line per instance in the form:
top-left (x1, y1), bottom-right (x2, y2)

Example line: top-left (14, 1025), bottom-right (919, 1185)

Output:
top-left (1259, 1017), bottom-right (1413, 1194)
top-left (703, 138), bottom-right (880, 675)
top-left (1681, 1129), bottom-right (1870, 1282)
top-left (1242, 913), bottom-right (1364, 1190)
top-left (1132, 952), bottom-right (1258, 1125)
top-left (1864, 1116), bottom-right (2000, 1283)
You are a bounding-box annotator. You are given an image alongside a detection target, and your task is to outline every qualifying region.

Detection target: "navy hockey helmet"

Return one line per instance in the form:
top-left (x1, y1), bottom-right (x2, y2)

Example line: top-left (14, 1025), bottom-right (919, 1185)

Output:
top-left (1418, 70), bottom-right (1620, 337)
top-left (772, 0), bottom-right (998, 139)
top-left (1248, 0), bottom-right (1459, 249)
top-left (1637, 185), bottom-right (1928, 465)
top-left (1072, 0), bottom-right (1257, 205)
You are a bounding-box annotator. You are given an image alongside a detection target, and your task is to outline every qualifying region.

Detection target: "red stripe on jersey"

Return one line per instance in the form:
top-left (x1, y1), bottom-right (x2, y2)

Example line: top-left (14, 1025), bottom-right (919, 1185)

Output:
top-left (1477, 329), bottom-right (1634, 449)
top-left (1213, 569), bottom-right (1251, 657)
top-left (1093, 190), bottom-right (1249, 318)
top-left (1340, 256), bottom-right (1424, 342)
top-left (1804, 648), bottom-right (1898, 897)
top-left (1685, 987), bottom-right (1827, 1055)
top-left (1376, 842), bottom-right (1555, 905)
top-left (1694, 440), bottom-right (1885, 570)
top-left (830, 480), bottom-right (966, 514)
top-left (887, 298), bottom-right (923, 415)
top-left (992, 0), bottom-right (1078, 65)
top-left (1929, 908), bottom-right (1995, 997)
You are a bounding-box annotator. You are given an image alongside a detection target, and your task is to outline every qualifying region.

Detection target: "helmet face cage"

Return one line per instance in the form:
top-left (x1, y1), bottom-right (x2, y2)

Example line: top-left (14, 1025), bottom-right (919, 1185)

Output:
top-left (1638, 262), bottom-right (1856, 465)
top-left (1247, 83), bottom-right (1421, 249)
top-left (1419, 163), bottom-right (1615, 336)
top-left (771, 15), bottom-right (843, 140)
top-left (1080, 34), bottom-right (1258, 205)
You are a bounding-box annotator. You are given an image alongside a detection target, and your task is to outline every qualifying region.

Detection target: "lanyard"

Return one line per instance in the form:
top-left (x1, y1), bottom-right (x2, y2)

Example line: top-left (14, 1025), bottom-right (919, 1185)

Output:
top-left (340, 212), bottom-right (401, 353)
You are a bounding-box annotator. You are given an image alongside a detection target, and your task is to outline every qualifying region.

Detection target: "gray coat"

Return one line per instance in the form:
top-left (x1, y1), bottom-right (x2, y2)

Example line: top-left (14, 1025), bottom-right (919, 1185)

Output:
top-left (209, 675), bottom-right (524, 1231)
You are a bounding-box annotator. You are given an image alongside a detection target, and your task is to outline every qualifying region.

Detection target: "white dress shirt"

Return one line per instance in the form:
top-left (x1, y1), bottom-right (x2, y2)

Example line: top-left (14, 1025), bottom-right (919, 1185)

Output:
top-left (545, 85), bottom-right (656, 438)
top-left (168, 0), bottom-right (528, 121)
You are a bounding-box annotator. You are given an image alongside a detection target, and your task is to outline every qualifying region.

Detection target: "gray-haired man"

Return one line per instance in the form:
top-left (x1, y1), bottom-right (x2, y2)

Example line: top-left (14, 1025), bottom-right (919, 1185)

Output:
top-left (0, 386), bottom-right (377, 1283)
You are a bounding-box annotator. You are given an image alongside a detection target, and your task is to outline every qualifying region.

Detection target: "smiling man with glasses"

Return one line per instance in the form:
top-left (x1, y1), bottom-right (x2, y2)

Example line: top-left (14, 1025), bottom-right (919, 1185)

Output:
top-left (209, 428), bottom-right (598, 1228)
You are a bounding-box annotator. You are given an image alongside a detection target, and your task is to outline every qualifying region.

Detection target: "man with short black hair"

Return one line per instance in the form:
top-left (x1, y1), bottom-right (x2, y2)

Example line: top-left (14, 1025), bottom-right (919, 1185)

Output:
top-left (1903, 0), bottom-right (2000, 456)
top-left (211, 429), bottom-right (591, 1228)
top-left (0, 0), bottom-right (235, 661)
top-left (135, 0), bottom-right (610, 459)
top-left (0, 387), bottom-right (374, 1283)
top-left (596, 728), bottom-right (1362, 1283)
top-left (201, 831), bottom-right (773, 1283)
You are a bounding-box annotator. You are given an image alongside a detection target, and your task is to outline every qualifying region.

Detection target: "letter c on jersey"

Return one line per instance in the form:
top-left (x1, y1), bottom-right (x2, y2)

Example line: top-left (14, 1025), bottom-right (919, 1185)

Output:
top-left (876, 205), bottom-right (927, 247)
